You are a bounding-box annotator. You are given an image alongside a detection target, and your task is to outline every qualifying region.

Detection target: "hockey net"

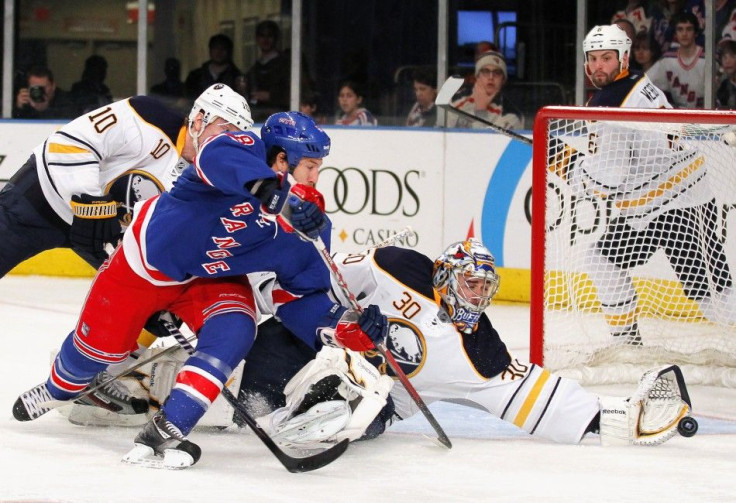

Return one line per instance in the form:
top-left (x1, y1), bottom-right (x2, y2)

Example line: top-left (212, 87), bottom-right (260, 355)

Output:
top-left (531, 106), bottom-right (736, 387)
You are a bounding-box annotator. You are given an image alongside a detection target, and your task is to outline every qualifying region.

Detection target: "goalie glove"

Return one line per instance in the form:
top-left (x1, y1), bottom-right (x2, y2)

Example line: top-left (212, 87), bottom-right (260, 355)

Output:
top-left (599, 365), bottom-right (692, 446)
top-left (69, 193), bottom-right (122, 265)
top-left (317, 304), bottom-right (389, 352)
top-left (260, 346), bottom-right (395, 447)
top-left (258, 173), bottom-right (328, 240)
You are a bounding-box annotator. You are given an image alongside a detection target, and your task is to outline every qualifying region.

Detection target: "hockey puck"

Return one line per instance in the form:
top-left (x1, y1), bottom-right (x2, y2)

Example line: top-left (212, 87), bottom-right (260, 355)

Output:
top-left (677, 416), bottom-right (698, 437)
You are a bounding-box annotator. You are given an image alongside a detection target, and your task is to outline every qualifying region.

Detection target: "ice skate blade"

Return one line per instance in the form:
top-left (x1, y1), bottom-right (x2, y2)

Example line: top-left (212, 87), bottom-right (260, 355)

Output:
top-left (122, 444), bottom-right (195, 470)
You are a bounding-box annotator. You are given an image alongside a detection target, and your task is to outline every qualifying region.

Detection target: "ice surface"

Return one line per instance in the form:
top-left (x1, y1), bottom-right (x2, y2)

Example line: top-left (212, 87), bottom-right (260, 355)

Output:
top-left (2, 276), bottom-right (735, 502)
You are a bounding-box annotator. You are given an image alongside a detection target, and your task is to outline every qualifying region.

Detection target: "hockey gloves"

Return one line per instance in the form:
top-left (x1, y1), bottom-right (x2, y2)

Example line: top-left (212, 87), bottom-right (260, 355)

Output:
top-left (319, 304), bottom-right (389, 352)
top-left (261, 173), bottom-right (328, 240)
top-left (69, 193), bottom-right (122, 266)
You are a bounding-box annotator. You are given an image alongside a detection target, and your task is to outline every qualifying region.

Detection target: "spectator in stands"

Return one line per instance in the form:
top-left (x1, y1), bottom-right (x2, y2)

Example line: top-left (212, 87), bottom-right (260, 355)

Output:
top-left (405, 67), bottom-right (437, 127)
top-left (184, 34), bottom-right (245, 100)
top-left (335, 80), bottom-right (377, 126)
top-left (632, 31), bottom-right (661, 73)
top-left (245, 20), bottom-right (290, 122)
top-left (611, 1), bottom-right (652, 34)
top-left (13, 66), bottom-right (77, 120)
top-left (474, 41), bottom-right (498, 60)
top-left (150, 58), bottom-right (185, 99)
top-left (648, 11), bottom-right (705, 108)
top-left (614, 18), bottom-right (637, 42)
top-left (460, 41), bottom-right (501, 92)
top-left (70, 55), bottom-right (113, 114)
top-left (613, 19), bottom-right (639, 69)
top-left (447, 50), bottom-right (522, 130)
top-left (650, 0), bottom-right (686, 54)
top-left (715, 1), bottom-right (736, 45)
top-left (299, 90), bottom-right (328, 125)
top-left (717, 39), bottom-right (736, 109)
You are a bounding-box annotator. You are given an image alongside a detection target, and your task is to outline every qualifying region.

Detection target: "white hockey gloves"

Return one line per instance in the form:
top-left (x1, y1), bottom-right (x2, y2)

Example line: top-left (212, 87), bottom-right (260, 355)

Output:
top-left (599, 365), bottom-right (695, 446)
top-left (259, 346), bottom-right (394, 447)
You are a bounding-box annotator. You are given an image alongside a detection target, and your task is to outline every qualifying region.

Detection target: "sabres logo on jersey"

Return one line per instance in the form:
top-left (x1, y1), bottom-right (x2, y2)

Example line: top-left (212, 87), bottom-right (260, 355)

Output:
top-left (366, 318), bottom-right (426, 378)
top-left (105, 170), bottom-right (165, 228)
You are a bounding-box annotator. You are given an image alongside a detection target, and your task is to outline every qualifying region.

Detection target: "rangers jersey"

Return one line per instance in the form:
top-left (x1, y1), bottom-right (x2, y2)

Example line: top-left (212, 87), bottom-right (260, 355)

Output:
top-left (34, 96), bottom-right (186, 225)
top-left (647, 47), bottom-right (706, 109)
top-left (122, 130), bottom-right (334, 345)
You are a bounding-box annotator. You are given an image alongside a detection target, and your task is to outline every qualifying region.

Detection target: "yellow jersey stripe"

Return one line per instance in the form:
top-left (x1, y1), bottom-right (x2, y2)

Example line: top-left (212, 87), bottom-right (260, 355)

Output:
top-left (616, 155), bottom-right (704, 209)
top-left (513, 369), bottom-right (550, 428)
top-left (47, 143), bottom-right (91, 154)
top-left (605, 310), bottom-right (638, 327)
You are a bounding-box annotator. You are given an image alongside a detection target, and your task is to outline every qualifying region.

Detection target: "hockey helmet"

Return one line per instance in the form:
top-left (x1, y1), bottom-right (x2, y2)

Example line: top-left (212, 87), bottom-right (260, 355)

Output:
top-left (188, 84), bottom-right (253, 131)
top-left (261, 111), bottom-right (331, 169)
top-left (432, 239), bottom-right (500, 334)
top-left (583, 25), bottom-right (631, 61)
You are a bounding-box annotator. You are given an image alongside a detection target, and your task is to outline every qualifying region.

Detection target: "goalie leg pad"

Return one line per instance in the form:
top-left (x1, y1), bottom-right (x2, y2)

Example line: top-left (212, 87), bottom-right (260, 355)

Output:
top-left (600, 365), bottom-right (692, 446)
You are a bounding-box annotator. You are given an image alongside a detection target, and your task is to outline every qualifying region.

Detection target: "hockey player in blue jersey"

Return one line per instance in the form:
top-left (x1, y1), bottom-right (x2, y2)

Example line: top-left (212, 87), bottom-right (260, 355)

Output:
top-left (12, 101), bottom-right (389, 469)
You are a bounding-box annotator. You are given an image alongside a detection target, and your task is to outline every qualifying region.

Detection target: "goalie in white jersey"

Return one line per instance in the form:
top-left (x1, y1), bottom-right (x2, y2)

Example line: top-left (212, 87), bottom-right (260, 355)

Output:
top-left (567, 25), bottom-right (735, 342)
top-left (112, 239), bottom-right (695, 448)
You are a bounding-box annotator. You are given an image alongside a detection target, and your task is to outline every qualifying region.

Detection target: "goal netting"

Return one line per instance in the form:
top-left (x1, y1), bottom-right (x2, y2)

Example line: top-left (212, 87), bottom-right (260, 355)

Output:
top-left (531, 106), bottom-right (736, 387)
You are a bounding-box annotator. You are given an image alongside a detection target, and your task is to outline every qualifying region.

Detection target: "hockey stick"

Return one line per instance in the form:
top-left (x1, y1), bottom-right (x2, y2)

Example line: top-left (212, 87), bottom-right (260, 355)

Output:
top-left (436, 75), bottom-right (532, 145)
top-left (308, 234), bottom-right (452, 449)
top-left (161, 320), bottom-right (349, 473)
top-left (371, 225), bottom-right (416, 249)
top-left (38, 336), bottom-right (197, 411)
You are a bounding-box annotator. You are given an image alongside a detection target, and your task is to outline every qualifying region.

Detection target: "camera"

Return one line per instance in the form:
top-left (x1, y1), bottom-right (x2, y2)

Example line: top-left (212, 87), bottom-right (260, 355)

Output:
top-left (29, 85), bottom-right (46, 103)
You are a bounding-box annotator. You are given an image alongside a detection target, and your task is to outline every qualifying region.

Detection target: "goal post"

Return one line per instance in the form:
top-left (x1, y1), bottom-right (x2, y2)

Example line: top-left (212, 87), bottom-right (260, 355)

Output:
top-left (531, 106), bottom-right (736, 386)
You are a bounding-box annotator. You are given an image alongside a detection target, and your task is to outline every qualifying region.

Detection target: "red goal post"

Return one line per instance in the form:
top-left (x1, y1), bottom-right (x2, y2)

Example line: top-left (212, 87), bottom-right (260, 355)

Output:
top-left (530, 106), bottom-right (736, 386)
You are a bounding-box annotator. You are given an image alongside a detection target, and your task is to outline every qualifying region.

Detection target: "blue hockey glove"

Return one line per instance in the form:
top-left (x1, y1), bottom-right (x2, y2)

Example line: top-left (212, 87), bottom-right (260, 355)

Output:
top-left (287, 186), bottom-right (328, 240)
top-left (356, 304), bottom-right (389, 347)
top-left (260, 174), bottom-right (328, 240)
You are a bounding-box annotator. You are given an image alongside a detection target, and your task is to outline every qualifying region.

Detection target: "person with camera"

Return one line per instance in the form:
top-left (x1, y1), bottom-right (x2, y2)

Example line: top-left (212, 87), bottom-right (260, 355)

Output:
top-left (14, 66), bottom-right (78, 120)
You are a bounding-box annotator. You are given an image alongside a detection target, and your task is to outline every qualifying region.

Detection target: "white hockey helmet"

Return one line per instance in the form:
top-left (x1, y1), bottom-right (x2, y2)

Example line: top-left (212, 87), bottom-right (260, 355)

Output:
top-left (432, 239), bottom-right (500, 334)
top-left (188, 83), bottom-right (253, 131)
top-left (583, 25), bottom-right (632, 61)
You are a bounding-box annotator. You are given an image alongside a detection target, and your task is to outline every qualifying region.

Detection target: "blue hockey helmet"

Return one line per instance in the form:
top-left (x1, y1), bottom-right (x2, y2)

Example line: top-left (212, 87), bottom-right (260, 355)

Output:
top-left (261, 111), bottom-right (331, 170)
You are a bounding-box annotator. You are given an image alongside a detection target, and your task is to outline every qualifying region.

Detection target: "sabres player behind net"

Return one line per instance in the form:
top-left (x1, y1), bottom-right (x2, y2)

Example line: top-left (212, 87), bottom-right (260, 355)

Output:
top-left (131, 239), bottom-right (697, 448)
top-left (12, 97), bottom-right (389, 469)
top-left (555, 24), bottom-right (736, 343)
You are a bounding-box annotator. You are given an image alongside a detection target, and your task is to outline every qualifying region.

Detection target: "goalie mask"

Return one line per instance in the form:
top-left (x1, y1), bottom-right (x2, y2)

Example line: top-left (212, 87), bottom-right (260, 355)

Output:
top-left (432, 239), bottom-right (500, 334)
top-left (261, 111), bottom-right (331, 171)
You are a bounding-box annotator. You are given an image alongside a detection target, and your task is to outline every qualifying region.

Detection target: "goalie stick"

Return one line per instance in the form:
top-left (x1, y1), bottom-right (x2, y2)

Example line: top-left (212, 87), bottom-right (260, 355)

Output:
top-left (436, 75), bottom-right (532, 145)
top-left (161, 319), bottom-right (349, 473)
top-left (308, 233), bottom-right (452, 449)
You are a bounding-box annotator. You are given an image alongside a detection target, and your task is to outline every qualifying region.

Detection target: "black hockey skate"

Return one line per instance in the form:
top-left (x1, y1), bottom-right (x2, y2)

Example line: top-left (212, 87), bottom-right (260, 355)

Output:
top-left (122, 410), bottom-right (201, 469)
top-left (75, 371), bottom-right (148, 415)
top-left (13, 382), bottom-right (55, 421)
